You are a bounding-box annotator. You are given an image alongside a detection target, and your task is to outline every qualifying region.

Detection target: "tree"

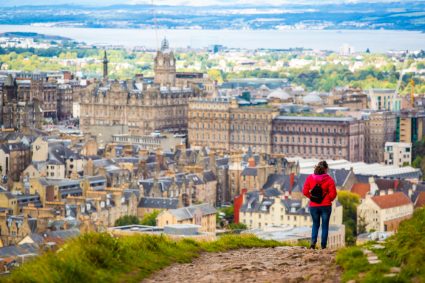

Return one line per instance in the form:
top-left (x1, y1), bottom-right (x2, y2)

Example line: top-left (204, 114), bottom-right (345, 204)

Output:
top-left (114, 215), bottom-right (140, 226)
top-left (140, 210), bottom-right (161, 226)
top-left (357, 213), bottom-right (367, 234)
top-left (227, 223), bottom-right (247, 230)
top-left (337, 190), bottom-right (361, 245)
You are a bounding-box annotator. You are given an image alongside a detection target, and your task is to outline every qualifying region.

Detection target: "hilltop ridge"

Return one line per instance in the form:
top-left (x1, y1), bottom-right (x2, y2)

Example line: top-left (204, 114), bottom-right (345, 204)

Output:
top-left (143, 246), bottom-right (340, 283)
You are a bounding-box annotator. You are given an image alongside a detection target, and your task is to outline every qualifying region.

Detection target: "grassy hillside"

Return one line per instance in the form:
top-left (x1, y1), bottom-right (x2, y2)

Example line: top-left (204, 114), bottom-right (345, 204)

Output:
top-left (337, 208), bottom-right (425, 282)
top-left (2, 233), bottom-right (287, 283)
top-left (386, 208), bottom-right (425, 282)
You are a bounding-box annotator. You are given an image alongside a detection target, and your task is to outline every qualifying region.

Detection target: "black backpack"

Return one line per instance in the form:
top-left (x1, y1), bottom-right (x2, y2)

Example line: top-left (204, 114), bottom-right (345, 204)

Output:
top-left (309, 182), bottom-right (327, 204)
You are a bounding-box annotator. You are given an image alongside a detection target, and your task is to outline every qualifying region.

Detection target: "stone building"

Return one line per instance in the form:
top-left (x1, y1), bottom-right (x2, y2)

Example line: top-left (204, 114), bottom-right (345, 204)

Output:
top-left (189, 97), bottom-right (365, 161)
top-left (328, 87), bottom-right (367, 111)
top-left (396, 109), bottom-right (425, 144)
top-left (368, 88), bottom-right (401, 111)
top-left (239, 191), bottom-right (343, 230)
top-left (357, 191), bottom-right (413, 233)
top-left (79, 39), bottom-right (211, 143)
top-left (156, 203), bottom-right (217, 233)
top-left (188, 97), bottom-right (279, 154)
top-left (384, 142), bottom-right (412, 167)
top-left (364, 111), bottom-right (396, 163)
top-left (0, 75), bottom-right (43, 130)
top-left (0, 142), bottom-right (31, 182)
top-left (271, 116), bottom-right (365, 162)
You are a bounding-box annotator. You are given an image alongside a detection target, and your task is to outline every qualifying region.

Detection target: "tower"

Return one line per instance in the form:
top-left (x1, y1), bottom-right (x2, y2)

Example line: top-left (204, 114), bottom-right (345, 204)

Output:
top-left (154, 38), bottom-right (176, 86)
top-left (103, 50), bottom-right (109, 80)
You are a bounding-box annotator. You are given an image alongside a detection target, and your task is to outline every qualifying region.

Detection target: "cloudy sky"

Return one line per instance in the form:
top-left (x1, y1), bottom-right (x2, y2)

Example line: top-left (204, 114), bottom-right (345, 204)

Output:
top-left (2, 0), bottom-right (417, 6)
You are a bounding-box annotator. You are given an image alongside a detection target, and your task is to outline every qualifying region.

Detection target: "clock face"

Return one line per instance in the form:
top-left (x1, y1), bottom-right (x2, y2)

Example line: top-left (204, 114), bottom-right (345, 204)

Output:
top-left (158, 59), bottom-right (163, 66)
top-left (170, 59), bottom-right (175, 66)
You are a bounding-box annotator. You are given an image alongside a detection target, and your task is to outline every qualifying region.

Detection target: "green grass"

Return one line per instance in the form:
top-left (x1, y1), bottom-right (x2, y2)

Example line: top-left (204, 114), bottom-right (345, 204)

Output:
top-left (2, 233), bottom-right (288, 283)
top-left (337, 208), bottom-right (425, 283)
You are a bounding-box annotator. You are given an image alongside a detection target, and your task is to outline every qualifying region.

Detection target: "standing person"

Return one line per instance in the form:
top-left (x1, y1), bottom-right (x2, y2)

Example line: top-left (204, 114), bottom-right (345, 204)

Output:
top-left (302, 161), bottom-right (337, 249)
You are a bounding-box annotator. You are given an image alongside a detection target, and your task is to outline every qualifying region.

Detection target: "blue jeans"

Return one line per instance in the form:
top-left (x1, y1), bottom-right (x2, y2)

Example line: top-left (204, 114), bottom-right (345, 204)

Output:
top-left (310, 206), bottom-right (332, 249)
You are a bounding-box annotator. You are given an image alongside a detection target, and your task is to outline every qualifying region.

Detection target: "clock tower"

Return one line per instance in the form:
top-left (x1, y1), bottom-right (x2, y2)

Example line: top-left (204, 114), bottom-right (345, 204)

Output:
top-left (154, 38), bottom-right (176, 86)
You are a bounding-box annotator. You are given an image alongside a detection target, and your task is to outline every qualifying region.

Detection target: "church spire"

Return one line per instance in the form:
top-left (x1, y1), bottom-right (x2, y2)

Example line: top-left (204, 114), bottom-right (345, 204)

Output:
top-left (103, 50), bottom-right (109, 80)
top-left (161, 37), bottom-right (169, 52)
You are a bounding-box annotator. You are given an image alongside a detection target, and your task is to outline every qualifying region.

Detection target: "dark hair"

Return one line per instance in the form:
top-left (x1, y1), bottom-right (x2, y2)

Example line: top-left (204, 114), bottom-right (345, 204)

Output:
top-left (314, 160), bottom-right (328, 175)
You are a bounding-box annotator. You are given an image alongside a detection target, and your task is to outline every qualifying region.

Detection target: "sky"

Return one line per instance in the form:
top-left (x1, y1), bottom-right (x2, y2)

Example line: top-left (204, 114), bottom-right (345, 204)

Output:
top-left (3, 0), bottom-right (420, 7)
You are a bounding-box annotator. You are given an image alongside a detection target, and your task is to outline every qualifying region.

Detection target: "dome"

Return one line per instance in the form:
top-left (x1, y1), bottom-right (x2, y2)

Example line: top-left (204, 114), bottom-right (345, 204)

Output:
top-left (267, 88), bottom-right (291, 101)
top-left (303, 93), bottom-right (323, 104)
top-left (259, 84), bottom-right (270, 91)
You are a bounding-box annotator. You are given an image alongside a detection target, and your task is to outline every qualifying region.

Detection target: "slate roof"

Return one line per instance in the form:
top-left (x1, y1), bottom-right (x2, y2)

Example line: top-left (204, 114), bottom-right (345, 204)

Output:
top-left (241, 167), bottom-right (258, 177)
top-left (375, 179), bottom-right (397, 191)
top-left (48, 143), bottom-right (81, 164)
top-left (203, 171), bottom-right (217, 183)
top-left (138, 197), bottom-right (179, 209)
top-left (216, 157), bottom-right (229, 167)
top-left (0, 243), bottom-right (39, 258)
top-left (47, 228), bottom-right (80, 239)
top-left (168, 203), bottom-right (217, 220)
top-left (328, 168), bottom-right (351, 187)
top-left (355, 174), bottom-right (371, 184)
top-left (262, 173), bottom-right (286, 191)
top-left (0, 142), bottom-right (30, 153)
top-left (263, 187), bottom-right (282, 197)
top-left (414, 191), bottom-right (425, 209)
top-left (186, 174), bottom-right (204, 185)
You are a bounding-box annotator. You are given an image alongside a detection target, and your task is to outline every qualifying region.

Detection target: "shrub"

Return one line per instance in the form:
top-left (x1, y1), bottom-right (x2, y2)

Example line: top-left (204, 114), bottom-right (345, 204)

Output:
top-left (114, 215), bottom-right (140, 226)
top-left (140, 210), bottom-right (160, 226)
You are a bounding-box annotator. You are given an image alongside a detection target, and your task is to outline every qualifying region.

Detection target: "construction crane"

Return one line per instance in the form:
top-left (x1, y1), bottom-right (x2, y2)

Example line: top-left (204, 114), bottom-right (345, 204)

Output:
top-left (393, 51), bottom-right (410, 111)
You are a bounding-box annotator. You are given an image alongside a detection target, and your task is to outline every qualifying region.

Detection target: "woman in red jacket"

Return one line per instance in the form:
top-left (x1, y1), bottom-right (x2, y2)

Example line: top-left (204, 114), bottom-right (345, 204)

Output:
top-left (302, 161), bottom-right (337, 249)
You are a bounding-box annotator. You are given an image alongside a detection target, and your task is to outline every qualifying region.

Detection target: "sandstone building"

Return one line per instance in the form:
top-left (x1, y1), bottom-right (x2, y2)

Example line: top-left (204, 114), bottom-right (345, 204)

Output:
top-left (79, 39), bottom-right (213, 143)
top-left (188, 97), bottom-right (365, 161)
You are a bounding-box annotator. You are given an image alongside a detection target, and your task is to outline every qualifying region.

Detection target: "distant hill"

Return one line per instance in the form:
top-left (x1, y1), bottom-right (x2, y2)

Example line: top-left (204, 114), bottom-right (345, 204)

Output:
top-left (0, 2), bottom-right (425, 31)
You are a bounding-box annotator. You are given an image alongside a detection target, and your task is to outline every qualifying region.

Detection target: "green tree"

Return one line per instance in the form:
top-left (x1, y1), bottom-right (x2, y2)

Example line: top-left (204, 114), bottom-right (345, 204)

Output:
top-left (140, 210), bottom-right (161, 226)
top-left (114, 215), bottom-right (140, 226)
top-left (338, 190), bottom-right (361, 245)
top-left (227, 223), bottom-right (248, 230)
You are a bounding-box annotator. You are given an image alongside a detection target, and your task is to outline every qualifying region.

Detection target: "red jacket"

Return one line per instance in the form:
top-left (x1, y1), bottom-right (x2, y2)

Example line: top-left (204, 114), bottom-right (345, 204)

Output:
top-left (302, 173), bottom-right (337, 207)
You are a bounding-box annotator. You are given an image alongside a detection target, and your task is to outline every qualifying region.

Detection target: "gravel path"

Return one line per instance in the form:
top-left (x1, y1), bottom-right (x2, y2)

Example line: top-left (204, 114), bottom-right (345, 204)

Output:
top-left (143, 246), bottom-right (341, 283)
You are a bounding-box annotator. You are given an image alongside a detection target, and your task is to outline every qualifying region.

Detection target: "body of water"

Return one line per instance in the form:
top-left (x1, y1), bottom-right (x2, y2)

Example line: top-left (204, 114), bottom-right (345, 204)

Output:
top-left (0, 25), bottom-right (424, 52)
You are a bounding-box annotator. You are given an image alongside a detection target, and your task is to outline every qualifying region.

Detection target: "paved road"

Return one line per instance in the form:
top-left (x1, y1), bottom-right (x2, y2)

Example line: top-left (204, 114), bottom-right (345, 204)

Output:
top-left (143, 246), bottom-right (341, 283)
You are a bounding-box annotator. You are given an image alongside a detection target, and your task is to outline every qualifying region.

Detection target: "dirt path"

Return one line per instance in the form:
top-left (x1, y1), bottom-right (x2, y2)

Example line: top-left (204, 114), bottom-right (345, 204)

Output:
top-left (143, 246), bottom-right (341, 283)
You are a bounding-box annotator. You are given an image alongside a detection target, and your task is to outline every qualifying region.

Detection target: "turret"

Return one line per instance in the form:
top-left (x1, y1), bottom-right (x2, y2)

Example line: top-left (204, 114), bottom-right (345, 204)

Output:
top-left (102, 50), bottom-right (109, 80)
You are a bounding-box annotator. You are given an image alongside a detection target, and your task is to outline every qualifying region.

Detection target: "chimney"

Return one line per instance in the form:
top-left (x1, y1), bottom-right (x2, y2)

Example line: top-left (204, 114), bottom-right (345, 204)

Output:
top-left (388, 189), bottom-right (394, 195)
top-left (379, 190), bottom-right (385, 196)
top-left (259, 193), bottom-right (264, 203)
top-left (289, 172), bottom-right (295, 191)
top-left (248, 157), bottom-right (256, 168)
top-left (233, 188), bottom-right (247, 224)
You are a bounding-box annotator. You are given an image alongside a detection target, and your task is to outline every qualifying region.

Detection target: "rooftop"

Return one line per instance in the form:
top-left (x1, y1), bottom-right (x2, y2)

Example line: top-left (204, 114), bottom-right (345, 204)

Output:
top-left (275, 116), bottom-right (355, 122)
top-left (371, 192), bottom-right (412, 209)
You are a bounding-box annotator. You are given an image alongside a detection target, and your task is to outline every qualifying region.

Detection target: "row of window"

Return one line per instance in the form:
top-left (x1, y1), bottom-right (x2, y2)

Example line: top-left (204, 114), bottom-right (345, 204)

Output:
top-left (274, 136), bottom-right (344, 146)
top-left (273, 126), bottom-right (346, 134)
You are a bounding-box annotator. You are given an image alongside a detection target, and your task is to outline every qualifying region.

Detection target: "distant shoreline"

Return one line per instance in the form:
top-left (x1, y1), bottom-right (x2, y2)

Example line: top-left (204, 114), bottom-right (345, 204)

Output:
top-left (0, 25), bottom-right (424, 52)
